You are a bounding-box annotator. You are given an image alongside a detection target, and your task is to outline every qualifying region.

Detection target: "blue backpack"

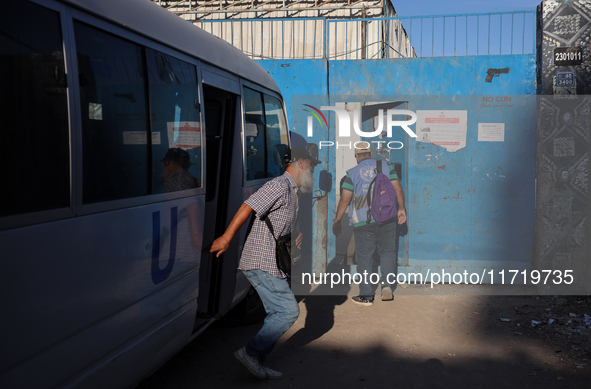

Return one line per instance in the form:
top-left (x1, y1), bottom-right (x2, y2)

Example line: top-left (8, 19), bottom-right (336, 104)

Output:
top-left (366, 161), bottom-right (398, 224)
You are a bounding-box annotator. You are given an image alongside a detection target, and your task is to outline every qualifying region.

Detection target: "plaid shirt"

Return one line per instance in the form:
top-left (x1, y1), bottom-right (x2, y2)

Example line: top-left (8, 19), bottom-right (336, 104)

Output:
top-left (163, 169), bottom-right (198, 192)
top-left (239, 172), bottom-right (297, 278)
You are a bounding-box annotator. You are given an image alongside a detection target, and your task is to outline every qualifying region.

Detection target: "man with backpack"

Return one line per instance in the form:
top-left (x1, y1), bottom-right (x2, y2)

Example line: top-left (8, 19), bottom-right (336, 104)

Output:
top-left (332, 147), bottom-right (407, 306)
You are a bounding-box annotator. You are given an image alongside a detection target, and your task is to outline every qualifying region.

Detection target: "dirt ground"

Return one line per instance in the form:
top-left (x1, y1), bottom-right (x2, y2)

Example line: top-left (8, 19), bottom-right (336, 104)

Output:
top-left (137, 285), bottom-right (591, 389)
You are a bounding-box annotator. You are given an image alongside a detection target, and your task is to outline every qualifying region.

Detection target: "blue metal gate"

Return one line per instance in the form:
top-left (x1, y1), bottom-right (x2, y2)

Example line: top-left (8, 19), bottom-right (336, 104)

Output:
top-left (256, 11), bottom-right (538, 284)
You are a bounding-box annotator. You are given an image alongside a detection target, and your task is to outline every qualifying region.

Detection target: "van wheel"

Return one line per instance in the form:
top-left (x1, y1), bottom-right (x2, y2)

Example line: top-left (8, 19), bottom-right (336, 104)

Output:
top-left (219, 287), bottom-right (266, 326)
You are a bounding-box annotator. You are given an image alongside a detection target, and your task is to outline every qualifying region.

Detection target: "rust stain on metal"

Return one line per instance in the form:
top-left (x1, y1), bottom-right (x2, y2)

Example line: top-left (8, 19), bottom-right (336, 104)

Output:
top-left (437, 165), bottom-right (446, 171)
top-left (423, 187), bottom-right (431, 203)
top-left (443, 191), bottom-right (463, 200)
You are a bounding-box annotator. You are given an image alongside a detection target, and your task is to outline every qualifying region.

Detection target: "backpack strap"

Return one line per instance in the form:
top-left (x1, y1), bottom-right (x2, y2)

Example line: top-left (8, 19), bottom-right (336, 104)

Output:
top-left (365, 160), bottom-right (382, 224)
top-left (264, 216), bottom-right (277, 241)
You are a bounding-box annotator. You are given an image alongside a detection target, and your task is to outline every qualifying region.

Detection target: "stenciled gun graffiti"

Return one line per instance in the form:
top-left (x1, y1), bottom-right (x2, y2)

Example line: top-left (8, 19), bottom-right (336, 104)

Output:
top-left (485, 67), bottom-right (510, 82)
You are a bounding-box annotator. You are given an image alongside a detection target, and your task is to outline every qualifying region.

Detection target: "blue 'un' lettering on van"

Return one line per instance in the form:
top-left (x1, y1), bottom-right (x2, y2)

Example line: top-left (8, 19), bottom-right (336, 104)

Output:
top-left (151, 207), bottom-right (178, 284)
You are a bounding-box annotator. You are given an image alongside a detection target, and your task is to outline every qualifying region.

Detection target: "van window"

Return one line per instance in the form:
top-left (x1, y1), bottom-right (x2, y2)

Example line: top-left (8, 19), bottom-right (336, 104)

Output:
top-left (0, 2), bottom-right (69, 217)
top-left (146, 48), bottom-right (201, 194)
top-left (76, 23), bottom-right (202, 203)
top-left (243, 87), bottom-right (289, 181)
top-left (264, 94), bottom-right (289, 178)
top-left (76, 22), bottom-right (149, 203)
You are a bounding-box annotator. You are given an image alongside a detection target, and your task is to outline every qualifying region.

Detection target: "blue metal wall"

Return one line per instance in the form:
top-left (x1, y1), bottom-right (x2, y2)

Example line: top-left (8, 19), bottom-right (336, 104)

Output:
top-left (258, 54), bottom-right (537, 277)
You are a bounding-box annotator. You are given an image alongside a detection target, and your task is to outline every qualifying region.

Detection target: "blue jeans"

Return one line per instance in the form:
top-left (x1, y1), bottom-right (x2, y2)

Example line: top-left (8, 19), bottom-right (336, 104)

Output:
top-left (354, 221), bottom-right (398, 299)
top-left (243, 269), bottom-right (299, 361)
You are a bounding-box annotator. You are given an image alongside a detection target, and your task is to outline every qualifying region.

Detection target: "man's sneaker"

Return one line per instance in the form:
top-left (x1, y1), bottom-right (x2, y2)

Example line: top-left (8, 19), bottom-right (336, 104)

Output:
top-left (262, 365), bottom-right (284, 379)
top-left (381, 286), bottom-right (394, 301)
top-left (234, 347), bottom-right (266, 379)
top-left (351, 295), bottom-right (374, 306)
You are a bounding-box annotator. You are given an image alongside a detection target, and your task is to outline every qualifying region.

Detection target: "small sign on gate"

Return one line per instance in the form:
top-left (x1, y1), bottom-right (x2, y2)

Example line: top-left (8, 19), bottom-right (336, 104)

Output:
top-left (554, 47), bottom-right (583, 66)
top-left (555, 72), bottom-right (576, 87)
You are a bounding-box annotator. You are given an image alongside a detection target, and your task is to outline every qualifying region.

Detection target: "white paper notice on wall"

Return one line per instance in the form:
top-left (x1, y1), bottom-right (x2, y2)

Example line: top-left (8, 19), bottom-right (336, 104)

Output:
top-left (416, 110), bottom-right (468, 152)
top-left (478, 123), bottom-right (505, 142)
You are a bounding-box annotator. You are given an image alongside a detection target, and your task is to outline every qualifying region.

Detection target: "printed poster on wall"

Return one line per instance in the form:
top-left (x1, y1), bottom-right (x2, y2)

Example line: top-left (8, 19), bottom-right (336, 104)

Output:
top-left (478, 123), bottom-right (505, 142)
top-left (416, 110), bottom-right (468, 152)
top-left (167, 121), bottom-right (201, 150)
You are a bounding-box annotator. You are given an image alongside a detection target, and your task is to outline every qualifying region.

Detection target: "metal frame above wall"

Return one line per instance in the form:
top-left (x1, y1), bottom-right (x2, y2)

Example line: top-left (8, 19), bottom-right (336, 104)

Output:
top-left (151, 0), bottom-right (386, 20)
top-left (153, 0), bottom-right (408, 59)
top-left (152, 1), bottom-right (535, 60)
top-left (194, 12), bottom-right (535, 60)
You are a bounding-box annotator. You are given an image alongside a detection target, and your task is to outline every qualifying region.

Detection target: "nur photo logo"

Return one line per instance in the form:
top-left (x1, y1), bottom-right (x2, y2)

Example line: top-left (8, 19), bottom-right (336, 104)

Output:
top-left (303, 104), bottom-right (418, 151)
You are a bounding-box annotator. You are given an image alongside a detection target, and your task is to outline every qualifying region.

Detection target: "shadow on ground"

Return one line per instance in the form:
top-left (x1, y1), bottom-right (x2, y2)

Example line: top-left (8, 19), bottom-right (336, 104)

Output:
top-left (137, 291), bottom-right (590, 389)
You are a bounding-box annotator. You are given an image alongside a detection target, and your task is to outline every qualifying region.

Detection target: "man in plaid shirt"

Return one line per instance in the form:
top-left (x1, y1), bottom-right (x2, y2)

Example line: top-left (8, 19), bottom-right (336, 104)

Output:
top-left (210, 147), bottom-right (320, 379)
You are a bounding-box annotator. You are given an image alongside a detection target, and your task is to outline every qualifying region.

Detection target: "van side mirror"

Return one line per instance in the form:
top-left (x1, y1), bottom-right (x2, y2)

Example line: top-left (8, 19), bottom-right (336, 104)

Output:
top-left (318, 170), bottom-right (332, 193)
